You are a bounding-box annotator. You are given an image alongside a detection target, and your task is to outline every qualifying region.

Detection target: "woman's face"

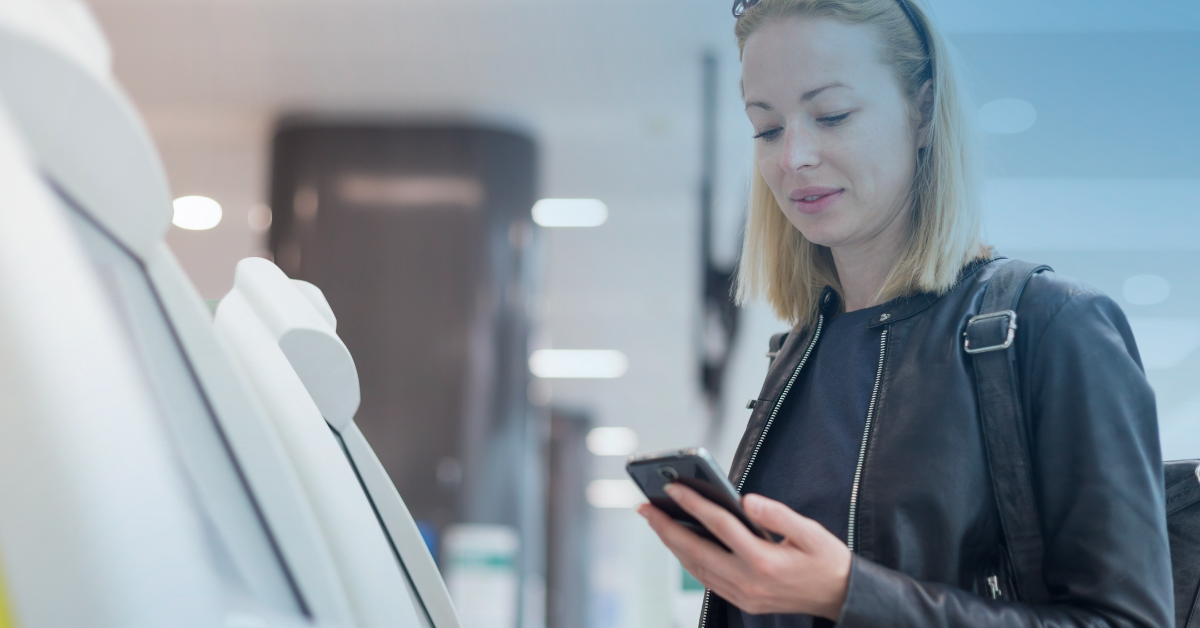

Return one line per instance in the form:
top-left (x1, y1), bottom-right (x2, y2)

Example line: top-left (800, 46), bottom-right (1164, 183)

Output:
top-left (742, 17), bottom-right (924, 252)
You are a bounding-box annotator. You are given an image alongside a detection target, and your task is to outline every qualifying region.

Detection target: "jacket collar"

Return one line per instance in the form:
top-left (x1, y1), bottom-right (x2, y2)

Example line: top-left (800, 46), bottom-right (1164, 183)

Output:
top-left (817, 256), bottom-right (997, 328)
top-left (865, 292), bottom-right (938, 328)
top-left (818, 285), bottom-right (840, 316)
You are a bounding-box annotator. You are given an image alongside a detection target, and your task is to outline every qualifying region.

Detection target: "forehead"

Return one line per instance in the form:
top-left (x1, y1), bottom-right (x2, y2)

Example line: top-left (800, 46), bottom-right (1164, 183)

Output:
top-left (741, 17), bottom-right (889, 103)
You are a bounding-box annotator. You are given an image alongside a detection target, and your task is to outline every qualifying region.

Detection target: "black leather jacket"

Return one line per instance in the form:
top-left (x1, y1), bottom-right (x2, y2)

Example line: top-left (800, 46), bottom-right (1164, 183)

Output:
top-left (703, 258), bottom-right (1174, 628)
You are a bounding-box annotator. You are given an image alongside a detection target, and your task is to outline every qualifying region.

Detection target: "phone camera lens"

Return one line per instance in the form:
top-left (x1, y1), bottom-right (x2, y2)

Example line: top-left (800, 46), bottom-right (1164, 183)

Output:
top-left (657, 466), bottom-right (679, 481)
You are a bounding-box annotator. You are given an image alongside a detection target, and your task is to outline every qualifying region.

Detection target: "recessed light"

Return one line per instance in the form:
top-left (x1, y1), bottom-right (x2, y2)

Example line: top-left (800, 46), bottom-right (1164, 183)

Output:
top-left (172, 196), bottom-right (222, 230)
top-left (532, 199), bottom-right (608, 227)
top-left (586, 427), bottom-right (639, 456)
top-left (248, 203), bottom-right (273, 232)
top-left (1123, 274), bottom-right (1170, 305)
top-left (979, 98), bottom-right (1037, 134)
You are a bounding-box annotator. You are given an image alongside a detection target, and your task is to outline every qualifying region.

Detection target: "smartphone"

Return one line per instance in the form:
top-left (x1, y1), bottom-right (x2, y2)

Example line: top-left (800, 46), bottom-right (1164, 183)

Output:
top-left (626, 446), bottom-right (772, 547)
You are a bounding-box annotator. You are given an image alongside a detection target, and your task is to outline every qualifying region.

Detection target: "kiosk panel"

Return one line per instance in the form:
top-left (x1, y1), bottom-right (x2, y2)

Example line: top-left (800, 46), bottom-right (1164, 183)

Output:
top-left (59, 186), bottom-right (307, 620)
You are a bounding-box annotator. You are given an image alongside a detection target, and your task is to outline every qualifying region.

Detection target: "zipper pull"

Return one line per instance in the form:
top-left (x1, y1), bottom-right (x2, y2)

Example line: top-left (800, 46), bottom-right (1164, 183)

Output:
top-left (987, 575), bottom-right (1002, 599)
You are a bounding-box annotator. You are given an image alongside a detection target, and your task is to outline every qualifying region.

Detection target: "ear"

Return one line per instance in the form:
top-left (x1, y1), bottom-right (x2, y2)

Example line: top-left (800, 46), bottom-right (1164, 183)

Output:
top-left (915, 79), bottom-right (935, 148)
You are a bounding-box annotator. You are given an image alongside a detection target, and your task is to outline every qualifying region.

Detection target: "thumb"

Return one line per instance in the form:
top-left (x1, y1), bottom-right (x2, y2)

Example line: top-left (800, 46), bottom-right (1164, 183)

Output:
top-left (743, 493), bottom-right (828, 550)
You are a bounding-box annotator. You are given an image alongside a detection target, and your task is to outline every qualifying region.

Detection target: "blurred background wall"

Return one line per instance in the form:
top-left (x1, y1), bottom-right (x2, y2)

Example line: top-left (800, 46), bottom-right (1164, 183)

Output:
top-left (85, 0), bottom-right (1199, 626)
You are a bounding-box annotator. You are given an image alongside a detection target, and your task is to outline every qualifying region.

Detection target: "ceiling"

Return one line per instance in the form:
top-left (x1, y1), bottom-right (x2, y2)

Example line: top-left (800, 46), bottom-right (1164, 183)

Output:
top-left (86, 0), bottom-right (1200, 263)
top-left (80, 0), bottom-right (1200, 456)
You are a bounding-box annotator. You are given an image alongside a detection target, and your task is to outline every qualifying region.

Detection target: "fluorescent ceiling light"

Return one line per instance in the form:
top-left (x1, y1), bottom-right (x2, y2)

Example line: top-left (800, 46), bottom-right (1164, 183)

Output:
top-left (532, 199), bottom-right (608, 227)
top-left (586, 479), bottom-right (644, 509)
top-left (172, 196), bottom-right (222, 230)
top-left (338, 175), bottom-right (484, 210)
top-left (529, 349), bottom-right (628, 378)
top-left (586, 427), bottom-right (639, 456)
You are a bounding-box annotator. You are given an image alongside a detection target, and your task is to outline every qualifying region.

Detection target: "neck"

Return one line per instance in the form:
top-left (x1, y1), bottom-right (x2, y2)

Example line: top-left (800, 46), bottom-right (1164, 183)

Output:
top-left (829, 219), bottom-right (909, 313)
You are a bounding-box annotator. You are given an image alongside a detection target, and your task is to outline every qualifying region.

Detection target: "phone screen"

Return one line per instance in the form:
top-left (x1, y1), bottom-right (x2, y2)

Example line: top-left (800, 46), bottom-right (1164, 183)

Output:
top-left (626, 447), bottom-right (772, 547)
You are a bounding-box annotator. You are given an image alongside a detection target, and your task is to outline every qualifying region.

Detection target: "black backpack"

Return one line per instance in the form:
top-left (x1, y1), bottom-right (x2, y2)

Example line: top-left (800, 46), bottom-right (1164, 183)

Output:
top-left (970, 259), bottom-right (1200, 627)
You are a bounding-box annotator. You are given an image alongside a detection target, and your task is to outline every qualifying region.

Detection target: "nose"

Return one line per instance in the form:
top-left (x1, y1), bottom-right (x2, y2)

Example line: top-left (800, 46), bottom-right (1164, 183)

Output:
top-left (779, 125), bottom-right (819, 173)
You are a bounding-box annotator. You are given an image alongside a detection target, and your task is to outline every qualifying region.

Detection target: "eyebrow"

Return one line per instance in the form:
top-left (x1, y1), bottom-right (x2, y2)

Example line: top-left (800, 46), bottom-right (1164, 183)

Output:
top-left (744, 83), bottom-right (850, 111)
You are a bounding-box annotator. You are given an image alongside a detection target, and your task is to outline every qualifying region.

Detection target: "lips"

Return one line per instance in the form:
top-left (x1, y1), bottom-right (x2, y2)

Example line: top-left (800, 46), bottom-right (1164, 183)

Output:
top-left (788, 186), bottom-right (844, 215)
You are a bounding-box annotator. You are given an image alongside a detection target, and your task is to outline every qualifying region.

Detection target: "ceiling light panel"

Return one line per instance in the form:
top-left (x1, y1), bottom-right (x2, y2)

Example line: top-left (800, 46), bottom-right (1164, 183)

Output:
top-left (586, 427), bottom-right (639, 456)
top-left (531, 199), bottom-right (608, 227)
top-left (172, 196), bottom-right (222, 231)
top-left (529, 349), bottom-right (627, 379)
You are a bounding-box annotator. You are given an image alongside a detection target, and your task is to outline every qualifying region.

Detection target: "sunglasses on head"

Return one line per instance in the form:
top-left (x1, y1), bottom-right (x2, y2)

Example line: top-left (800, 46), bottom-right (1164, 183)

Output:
top-left (731, 0), bottom-right (929, 55)
top-left (732, 0), bottom-right (760, 17)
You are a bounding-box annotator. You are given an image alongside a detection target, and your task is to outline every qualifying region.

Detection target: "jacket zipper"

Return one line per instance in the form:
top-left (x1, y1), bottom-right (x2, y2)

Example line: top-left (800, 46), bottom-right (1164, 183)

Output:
top-left (846, 327), bottom-right (889, 553)
top-left (735, 314), bottom-right (825, 494)
top-left (699, 314), bottom-right (825, 628)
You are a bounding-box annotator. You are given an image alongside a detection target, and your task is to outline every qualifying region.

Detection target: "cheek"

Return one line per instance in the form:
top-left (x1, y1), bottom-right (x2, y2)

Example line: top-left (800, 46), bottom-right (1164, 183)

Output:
top-left (755, 144), bottom-right (787, 199)
top-left (754, 143), bottom-right (775, 178)
top-left (841, 122), bottom-right (915, 204)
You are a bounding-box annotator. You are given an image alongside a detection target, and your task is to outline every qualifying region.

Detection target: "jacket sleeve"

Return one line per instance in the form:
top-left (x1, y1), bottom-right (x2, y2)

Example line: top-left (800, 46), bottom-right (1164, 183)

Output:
top-left (835, 289), bottom-right (1174, 627)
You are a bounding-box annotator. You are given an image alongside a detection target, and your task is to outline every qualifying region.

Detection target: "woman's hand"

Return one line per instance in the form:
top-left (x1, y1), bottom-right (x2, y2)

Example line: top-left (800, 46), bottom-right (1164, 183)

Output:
top-left (637, 484), bottom-right (852, 619)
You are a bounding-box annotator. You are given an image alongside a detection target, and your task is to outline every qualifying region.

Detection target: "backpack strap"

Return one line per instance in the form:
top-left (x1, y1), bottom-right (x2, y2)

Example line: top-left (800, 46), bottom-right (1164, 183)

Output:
top-left (1166, 467), bottom-right (1200, 517)
top-left (966, 258), bottom-right (1053, 604)
top-left (766, 331), bottom-right (789, 366)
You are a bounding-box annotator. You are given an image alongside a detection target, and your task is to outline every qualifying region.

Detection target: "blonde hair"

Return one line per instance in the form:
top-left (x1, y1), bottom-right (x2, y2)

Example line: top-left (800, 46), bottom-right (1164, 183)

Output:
top-left (734, 0), bottom-right (989, 327)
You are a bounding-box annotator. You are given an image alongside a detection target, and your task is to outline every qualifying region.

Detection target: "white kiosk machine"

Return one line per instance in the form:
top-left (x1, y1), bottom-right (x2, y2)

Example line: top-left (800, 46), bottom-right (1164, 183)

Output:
top-left (0, 2), bottom-right (460, 627)
top-left (214, 258), bottom-right (461, 628)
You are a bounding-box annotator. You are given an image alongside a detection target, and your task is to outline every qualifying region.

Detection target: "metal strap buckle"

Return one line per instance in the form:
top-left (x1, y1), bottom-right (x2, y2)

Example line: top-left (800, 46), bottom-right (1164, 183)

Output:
top-left (964, 310), bottom-right (1018, 354)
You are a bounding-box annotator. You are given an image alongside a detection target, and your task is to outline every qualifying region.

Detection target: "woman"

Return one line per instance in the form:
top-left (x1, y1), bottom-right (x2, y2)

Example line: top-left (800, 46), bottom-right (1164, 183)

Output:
top-left (636, 0), bottom-right (1174, 626)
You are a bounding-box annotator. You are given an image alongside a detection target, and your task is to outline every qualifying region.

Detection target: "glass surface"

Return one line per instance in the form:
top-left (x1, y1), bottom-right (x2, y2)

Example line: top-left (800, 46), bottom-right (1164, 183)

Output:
top-left (331, 427), bottom-right (436, 628)
top-left (59, 192), bottom-right (306, 619)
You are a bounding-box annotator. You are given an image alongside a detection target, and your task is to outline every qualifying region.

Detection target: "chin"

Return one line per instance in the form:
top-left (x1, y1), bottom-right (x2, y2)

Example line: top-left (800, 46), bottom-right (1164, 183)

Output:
top-left (786, 215), bottom-right (846, 248)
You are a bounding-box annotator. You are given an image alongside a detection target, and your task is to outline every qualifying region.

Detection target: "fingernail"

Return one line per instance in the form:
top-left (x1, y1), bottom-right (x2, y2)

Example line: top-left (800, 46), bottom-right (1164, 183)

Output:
top-left (663, 483), bottom-right (679, 497)
top-left (744, 494), bottom-right (761, 515)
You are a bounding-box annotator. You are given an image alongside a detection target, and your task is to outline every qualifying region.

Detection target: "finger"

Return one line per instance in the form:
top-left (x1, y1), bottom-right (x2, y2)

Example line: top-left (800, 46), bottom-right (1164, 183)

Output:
top-left (665, 483), bottom-right (768, 558)
top-left (639, 500), bottom-right (722, 557)
top-left (742, 493), bottom-right (838, 550)
top-left (638, 502), bottom-right (744, 593)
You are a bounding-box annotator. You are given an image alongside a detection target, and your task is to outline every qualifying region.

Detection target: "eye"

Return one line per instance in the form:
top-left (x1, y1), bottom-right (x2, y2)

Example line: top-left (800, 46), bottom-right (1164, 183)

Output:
top-left (817, 112), bottom-right (852, 127)
top-left (753, 127), bottom-right (782, 142)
